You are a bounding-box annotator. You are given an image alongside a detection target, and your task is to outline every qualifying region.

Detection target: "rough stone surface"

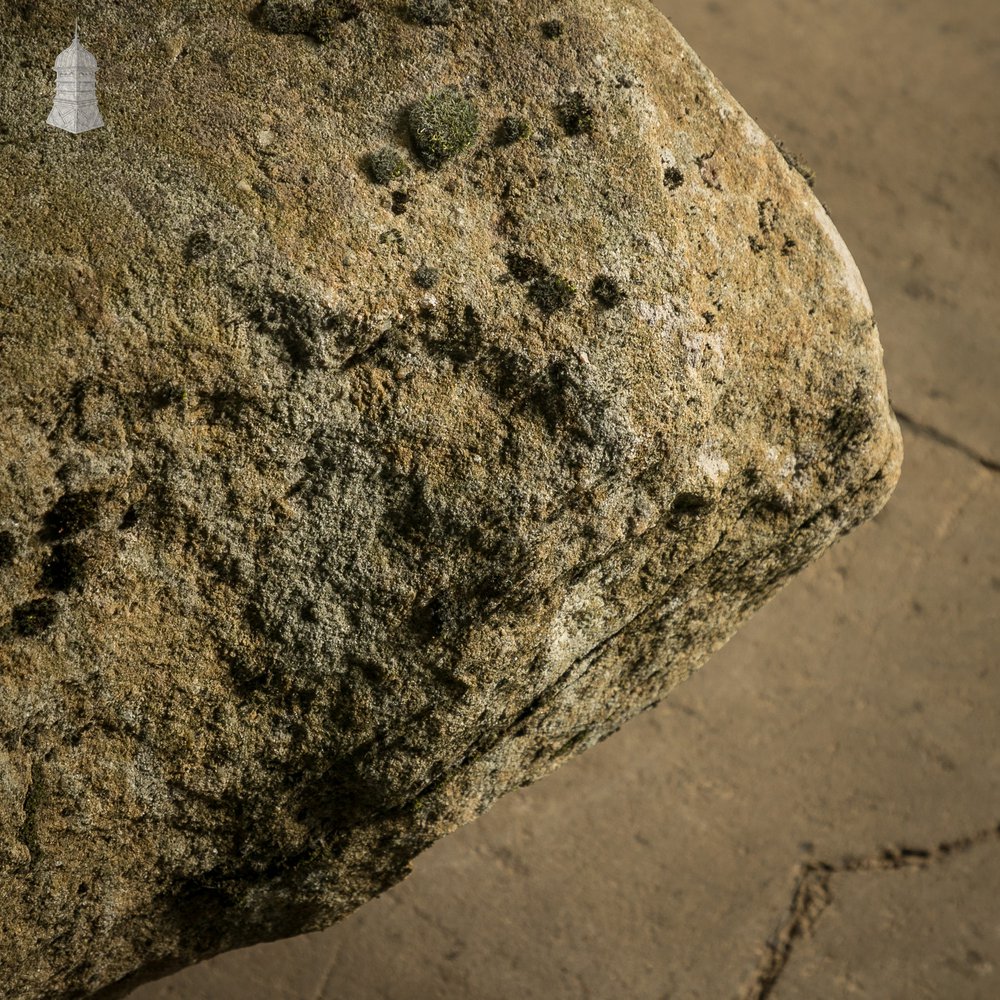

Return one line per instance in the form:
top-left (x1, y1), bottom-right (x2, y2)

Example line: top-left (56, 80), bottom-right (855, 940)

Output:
top-left (0, 1), bottom-right (901, 998)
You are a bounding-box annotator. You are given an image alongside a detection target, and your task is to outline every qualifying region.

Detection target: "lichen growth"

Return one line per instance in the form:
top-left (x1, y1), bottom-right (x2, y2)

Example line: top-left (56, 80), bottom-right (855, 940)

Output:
top-left (405, 0), bottom-right (455, 25)
top-left (776, 139), bottom-right (817, 188)
top-left (558, 91), bottom-right (594, 137)
top-left (529, 273), bottom-right (576, 314)
top-left (413, 263), bottom-right (440, 289)
top-left (366, 146), bottom-right (409, 185)
top-left (495, 115), bottom-right (531, 146)
top-left (590, 274), bottom-right (626, 309)
top-left (506, 253), bottom-right (576, 314)
top-left (409, 89), bottom-right (479, 168)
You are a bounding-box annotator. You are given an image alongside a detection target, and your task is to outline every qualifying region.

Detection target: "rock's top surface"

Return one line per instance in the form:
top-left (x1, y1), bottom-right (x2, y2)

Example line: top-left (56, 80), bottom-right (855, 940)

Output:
top-left (0, 2), bottom-right (900, 997)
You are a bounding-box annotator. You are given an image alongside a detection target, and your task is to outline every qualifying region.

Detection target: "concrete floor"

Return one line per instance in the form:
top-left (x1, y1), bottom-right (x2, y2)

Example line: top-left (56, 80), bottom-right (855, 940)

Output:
top-left (132, 1), bottom-right (1000, 997)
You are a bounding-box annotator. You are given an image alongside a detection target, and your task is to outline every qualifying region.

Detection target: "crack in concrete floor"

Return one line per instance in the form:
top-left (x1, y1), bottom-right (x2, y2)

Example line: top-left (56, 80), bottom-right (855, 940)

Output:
top-left (738, 821), bottom-right (1000, 1000)
top-left (893, 408), bottom-right (1000, 474)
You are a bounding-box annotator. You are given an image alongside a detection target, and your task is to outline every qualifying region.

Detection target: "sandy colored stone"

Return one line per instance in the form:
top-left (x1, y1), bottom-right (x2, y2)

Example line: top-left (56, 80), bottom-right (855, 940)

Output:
top-left (0, 1), bottom-right (900, 997)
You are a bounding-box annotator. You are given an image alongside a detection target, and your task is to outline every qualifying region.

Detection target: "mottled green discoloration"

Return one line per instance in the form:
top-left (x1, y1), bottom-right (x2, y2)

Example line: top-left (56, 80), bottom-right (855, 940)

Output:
top-left (256, 0), bottom-right (359, 40)
top-left (558, 91), bottom-right (595, 136)
top-left (406, 0), bottom-right (456, 25)
top-left (0, 1), bottom-right (900, 996)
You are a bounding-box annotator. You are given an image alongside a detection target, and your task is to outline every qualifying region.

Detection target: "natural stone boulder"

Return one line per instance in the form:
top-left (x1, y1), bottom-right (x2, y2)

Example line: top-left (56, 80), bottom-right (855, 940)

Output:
top-left (0, 1), bottom-right (902, 997)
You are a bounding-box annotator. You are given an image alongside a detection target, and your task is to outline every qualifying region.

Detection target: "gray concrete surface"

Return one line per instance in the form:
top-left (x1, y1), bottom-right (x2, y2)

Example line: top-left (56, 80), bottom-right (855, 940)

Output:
top-left (131, 0), bottom-right (1000, 996)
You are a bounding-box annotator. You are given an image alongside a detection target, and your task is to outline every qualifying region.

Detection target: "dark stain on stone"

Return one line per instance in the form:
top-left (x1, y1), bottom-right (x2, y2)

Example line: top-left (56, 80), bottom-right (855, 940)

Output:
top-left (199, 388), bottom-right (253, 427)
top-left (390, 190), bottom-right (410, 215)
top-left (149, 382), bottom-right (187, 411)
top-left (244, 285), bottom-right (336, 370)
top-left (12, 596), bottom-right (60, 637)
top-left (39, 541), bottom-right (88, 592)
top-left (0, 529), bottom-right (17, 567)
top-left (40, 489), bottom-right (103, 542)
top-left (671, 492), bottom-right (713, 515)
top-left (119, 505), bottom-right (140, 530)
top-left (663, 166), bottom-right (684, 190)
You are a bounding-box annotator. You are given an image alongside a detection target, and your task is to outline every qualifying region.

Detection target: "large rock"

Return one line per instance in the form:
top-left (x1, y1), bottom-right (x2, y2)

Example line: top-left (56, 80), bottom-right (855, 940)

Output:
top-left (0, 1), bottom-right (902, 996)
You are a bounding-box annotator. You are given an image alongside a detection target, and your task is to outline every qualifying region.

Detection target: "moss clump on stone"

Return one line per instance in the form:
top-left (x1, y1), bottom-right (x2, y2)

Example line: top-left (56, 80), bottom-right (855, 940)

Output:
top-left (255, 0), bottom-right (312, 35)
top-left (256, 0), bottom-right (359, 41)
top-left (590, 274), bottom-right (626, 309)
top-left (391, 190), bottom-right (410, 215)
top-left (558, 91), bottom-right (595, 137)
top-left (529, 273), bottom-right (576, 314)
top-left (405, 0), bottom-right (455, 25)
top-left (413, 263), bottom-right (440, 288)
top-left (505, 252), bottom-right (547, 283)
top-left (366, 146), bottom-right (409, 185)
top-left (11, 597), bottom-right (59, 637)
top-left (541, 19), bottom-right (563, 38)
top-left (495, 115), bottom-right (531, 146)
top-left (409, 89), bottom-right (479, 168)
top-left (505, 252), bottom-right (576, 314)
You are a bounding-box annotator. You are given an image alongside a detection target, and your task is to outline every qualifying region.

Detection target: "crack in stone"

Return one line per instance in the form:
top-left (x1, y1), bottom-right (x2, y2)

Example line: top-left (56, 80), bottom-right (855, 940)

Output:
top-left (738, 821), bottom-right (1000, 1000)
top-left (894, 408), bottom-right (1000, 473)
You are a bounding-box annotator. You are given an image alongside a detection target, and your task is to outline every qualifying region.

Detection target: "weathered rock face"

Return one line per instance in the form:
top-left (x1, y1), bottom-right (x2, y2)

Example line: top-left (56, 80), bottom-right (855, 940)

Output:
top-left (0, 1), bottom-right (901, 996)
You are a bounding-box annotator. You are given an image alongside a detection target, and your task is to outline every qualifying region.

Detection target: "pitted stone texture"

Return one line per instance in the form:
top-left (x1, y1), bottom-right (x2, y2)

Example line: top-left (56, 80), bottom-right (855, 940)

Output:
top-left (0, 1), bottom-right (900, 997)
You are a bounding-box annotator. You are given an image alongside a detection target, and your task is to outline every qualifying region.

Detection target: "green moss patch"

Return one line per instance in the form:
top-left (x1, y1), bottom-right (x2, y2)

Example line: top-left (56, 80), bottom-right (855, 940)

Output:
top-left (409, 89), bottom-right (479, 168)
top-left (366, 147), bottom-right (409, 186)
